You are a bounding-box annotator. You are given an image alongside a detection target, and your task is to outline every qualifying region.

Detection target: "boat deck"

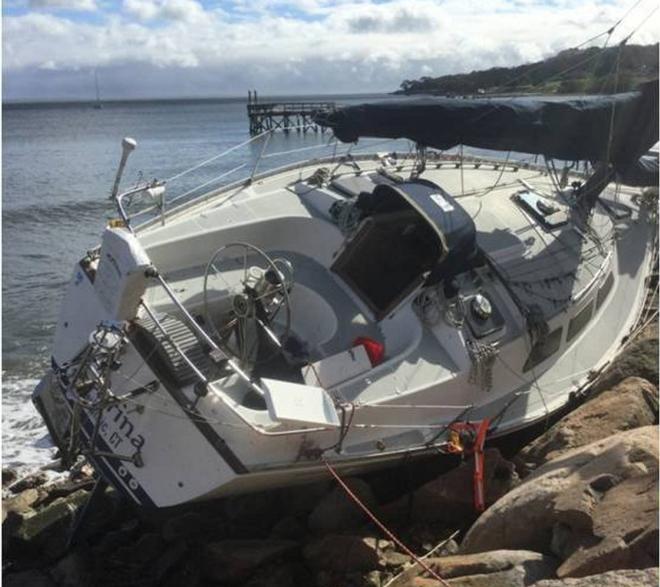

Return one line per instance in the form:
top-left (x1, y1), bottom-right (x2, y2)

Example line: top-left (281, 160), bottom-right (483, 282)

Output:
top-left (134, 155), bottom-right (649, 418)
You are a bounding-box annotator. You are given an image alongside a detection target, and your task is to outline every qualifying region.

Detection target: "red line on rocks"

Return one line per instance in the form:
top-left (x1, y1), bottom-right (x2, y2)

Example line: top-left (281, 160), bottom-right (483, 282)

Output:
top-left (323, 460), bottom-right (452, 587)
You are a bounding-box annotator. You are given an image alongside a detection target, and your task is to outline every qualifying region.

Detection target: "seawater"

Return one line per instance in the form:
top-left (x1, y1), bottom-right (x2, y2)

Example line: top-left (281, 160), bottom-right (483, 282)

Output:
top-left (2, 94), bottom-right (402, 472)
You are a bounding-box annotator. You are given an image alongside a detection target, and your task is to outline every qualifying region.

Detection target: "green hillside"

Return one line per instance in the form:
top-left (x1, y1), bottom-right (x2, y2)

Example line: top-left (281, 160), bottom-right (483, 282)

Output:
top-left (398, 43), bottom-right (658, 96)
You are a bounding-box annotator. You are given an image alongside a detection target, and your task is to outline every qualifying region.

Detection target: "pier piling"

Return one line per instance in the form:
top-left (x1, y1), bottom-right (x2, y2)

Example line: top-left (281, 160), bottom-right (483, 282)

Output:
top-left (247, 90), bottom-right (334, 136)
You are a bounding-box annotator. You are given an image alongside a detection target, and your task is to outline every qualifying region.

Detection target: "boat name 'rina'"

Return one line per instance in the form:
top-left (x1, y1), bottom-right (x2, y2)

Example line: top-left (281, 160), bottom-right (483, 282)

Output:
top-left (101, 403), bottom-right (146, 451)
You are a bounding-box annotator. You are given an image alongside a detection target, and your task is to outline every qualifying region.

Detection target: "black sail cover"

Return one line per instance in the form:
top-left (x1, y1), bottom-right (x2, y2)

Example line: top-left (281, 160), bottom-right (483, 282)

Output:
top-left (317, 80), bottom-right (658, 185)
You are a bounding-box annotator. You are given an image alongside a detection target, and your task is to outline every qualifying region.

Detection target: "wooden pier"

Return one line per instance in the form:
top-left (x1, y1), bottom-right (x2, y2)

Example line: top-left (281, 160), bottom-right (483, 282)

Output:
top-left (247, 90), bottom-right (334, 136)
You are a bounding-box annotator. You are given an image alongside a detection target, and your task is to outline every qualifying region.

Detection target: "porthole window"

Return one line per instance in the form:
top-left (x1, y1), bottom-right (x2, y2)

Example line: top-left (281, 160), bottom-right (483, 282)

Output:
top-left (567, 301), bottom-right (593, 343)
top-left (596, 272), bottom-right (614, 310)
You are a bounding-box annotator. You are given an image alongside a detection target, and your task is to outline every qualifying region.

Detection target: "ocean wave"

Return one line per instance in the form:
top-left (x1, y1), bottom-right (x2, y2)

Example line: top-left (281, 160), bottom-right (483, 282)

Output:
top-left (2, 375), bottom-right (57, 473)
top-left (3, 198), bottom-right (110, 227)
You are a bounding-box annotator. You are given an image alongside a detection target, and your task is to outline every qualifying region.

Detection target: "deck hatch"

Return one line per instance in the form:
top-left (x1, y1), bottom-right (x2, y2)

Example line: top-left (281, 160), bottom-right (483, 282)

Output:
top-left (332, 181), bottom-right (478, 320)
top-left (514, 190), bottom-right (569, 230)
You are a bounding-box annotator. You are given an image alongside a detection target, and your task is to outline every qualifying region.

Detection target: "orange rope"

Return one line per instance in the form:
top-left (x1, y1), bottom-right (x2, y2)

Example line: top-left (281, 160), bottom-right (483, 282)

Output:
top-left (323, 460), bottom-right (452, 587)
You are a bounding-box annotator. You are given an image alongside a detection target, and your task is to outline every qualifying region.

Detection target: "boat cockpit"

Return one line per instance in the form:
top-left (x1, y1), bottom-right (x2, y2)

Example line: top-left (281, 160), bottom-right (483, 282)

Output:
top-left (119, 177), bottom-right (482, 401)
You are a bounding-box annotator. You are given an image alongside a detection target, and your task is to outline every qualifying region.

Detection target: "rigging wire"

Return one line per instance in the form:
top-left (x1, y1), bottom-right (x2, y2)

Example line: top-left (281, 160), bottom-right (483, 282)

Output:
top-left (164, 130), bottom-right (269, 183)
top-left (261, 139), bottom-right (338, 160)
top-left (611, 0), bottom-right (649, 33)
top-left (618, 4), bottom-right (659, 44)
top-left (168, 163), bottom-right (247, 205)
top-left (499, 0), bottom-right (649, 91)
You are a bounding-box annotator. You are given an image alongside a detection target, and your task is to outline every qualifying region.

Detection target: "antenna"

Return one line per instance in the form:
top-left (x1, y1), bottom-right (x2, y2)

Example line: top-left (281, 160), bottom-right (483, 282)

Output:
top-left (110, 137), bottom-right (137, 201)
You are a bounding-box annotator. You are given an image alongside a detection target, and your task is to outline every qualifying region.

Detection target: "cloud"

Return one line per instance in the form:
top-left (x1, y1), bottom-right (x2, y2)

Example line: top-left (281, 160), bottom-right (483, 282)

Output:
top-left (3, 0), bottom-right (659, 100)
top-left (346, 9), bottom-right (434, 33)
top-left (123, 0), bottom-right (206, 23)
top-left (29, 0), bottom-right (98, 10)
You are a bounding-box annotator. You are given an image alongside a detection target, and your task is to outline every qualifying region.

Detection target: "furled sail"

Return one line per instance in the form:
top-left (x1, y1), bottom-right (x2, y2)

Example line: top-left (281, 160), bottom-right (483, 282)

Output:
top-left (317, 81), bottom-right (658, 184)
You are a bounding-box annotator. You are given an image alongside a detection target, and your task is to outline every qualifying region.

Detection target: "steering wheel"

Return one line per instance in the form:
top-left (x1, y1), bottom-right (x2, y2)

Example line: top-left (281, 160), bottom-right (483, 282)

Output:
top-left (203, 242), bottom-right (293, 365)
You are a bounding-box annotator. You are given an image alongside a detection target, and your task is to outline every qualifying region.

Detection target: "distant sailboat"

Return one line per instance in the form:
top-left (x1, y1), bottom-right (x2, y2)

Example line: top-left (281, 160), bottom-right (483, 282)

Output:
top-left (94, 70), bottom-right (103, 110)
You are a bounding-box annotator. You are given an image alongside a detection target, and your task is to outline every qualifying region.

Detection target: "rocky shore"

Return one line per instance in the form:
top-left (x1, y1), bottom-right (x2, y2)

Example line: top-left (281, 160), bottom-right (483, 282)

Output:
top-left (3, 323), bottom-right (658, 587)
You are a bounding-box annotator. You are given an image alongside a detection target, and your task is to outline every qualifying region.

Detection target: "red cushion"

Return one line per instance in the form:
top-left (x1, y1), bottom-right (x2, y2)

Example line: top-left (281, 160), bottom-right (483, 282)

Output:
top-left (352, 336), bottom-right (385, 367)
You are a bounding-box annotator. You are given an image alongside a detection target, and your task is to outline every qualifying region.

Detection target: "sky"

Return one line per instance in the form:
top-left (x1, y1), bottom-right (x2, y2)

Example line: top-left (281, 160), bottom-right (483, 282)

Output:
top-left (2, 0), bottom-right (659, 101)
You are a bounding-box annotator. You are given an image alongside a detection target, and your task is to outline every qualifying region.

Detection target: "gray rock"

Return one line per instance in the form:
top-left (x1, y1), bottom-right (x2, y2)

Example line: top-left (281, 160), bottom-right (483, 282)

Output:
top-left (308, 477), bottom-right (377, 533)
top-left (270, 515), bottom-right (307, 540)
top-left (223, 491), bottom-right (281, 524)
top-left (3, 488), bottom-right (40, 518)
top-left (517, 377), bottom-right (658, 472)
top-left (531, 567), bottom-right (659, 586)
top-left (281, 480), bottom-right (333, 517)
top-left (7, 472), bottom-right (48, 494)
top-left (92, 519), bottom-right (140, 555)
top-left (203, 539), bottom-right (298, 583)
top-left (592, 323), bottom-right (658, 394)
top-left (162, 511), bottom-right (205, 542)
top-left (389, 550), bottom-right (557, 587)
top-left (2, 569), bottom-right (55, 587)
top-left (382, 550), bottom-right (411, 568)
top-left (364, 570), bottom-right (385, 586)
top-left (9, 489), bottom-right (89, 543)
top-left (151, 540), bottom-right (189, 583)
top-left (461, 427), bottom-right (658, 578)
top-left (42, 477), bottom-right (95, 501)
top-left (382, 448), bottom-right (519, 525)
top-left (50, 552), bottom-right (91, 587)
top-left (113, 532), bottom-right (166, 566)
top-left (245, 562), bottom-right (311, 587)
top-left (303, 535), bottom-right (394, 572)
top-left (439, 539), bottom-right (460, 556)
top-left (3, 468), bottom-right (18, 487)
top-left (3, 570), bottom-right (56, 587)
top-left (446, 567), bottom-right (549, 586)
top-left (161, 562), bottom-right (201, 587)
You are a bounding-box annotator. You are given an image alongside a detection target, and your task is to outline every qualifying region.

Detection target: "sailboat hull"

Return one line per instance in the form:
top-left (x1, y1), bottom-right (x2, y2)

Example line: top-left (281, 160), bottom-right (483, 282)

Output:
top-left (33, 154), bottom-right (656, 508)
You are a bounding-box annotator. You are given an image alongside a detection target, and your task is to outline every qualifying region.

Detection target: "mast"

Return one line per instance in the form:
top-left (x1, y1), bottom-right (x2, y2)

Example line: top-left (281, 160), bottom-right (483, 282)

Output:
top-left (94, 70), bottom-right (102, 110)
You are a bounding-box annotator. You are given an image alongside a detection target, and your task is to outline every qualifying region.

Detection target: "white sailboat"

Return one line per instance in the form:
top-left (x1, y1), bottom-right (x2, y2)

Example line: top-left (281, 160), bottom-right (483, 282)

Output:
top-left (33, 80), bottom-right (657, 508)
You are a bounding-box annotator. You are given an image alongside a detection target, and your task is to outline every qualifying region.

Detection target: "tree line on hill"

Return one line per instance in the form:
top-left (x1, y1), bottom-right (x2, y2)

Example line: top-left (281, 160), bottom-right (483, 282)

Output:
top-left (397, 43), bottom-right (658, 96)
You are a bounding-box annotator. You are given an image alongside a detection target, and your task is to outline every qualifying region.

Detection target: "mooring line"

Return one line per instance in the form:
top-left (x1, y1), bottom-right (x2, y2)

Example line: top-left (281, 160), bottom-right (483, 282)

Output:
top-left (323, 460), bottom-right (452, 587)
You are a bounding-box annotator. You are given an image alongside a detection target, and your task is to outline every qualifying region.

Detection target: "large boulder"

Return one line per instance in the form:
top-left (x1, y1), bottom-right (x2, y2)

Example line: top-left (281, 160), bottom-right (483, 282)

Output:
top-left (161, 511), bottom-right (205, 542)
top-left (391, 550), bottom-right (557, 587)
top-left (381, 448), bottom-right (519, 525)
top-left (203, 539), bottom-right (298, 583)
top-left (3, 488), bottom-right (40, 519)
top-left (280, 480), bottom-right (334, 518)
top-left (308, 477), bottom-right (377, 533)
top-left (517, 377), bottom-right (658, 470)
top-left (5, 489), bottom-right (89, 543)
top-left (531, 567), bottom-right (659, 586)
top-left (49, 551), bottom-right (91, 587)
top-left (244, 562), bottom-right (311, 587)
top-left (591, 323), bottom-right (658, 393)
top-left (3, 570), bottom-right (56, 587)
top-left (6, 472), bottom-right (48, 494)
top-left (303, 535), bottom-right (394, 572)
top-left (461, 427), bottom-right (658, 578)
top-left (3, 468), bottom-right (18, 487)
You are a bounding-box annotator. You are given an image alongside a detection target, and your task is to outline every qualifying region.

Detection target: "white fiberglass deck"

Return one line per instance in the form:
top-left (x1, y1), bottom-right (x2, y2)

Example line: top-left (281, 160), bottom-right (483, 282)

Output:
top-left (40, 152), bottom-right (655, 506)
